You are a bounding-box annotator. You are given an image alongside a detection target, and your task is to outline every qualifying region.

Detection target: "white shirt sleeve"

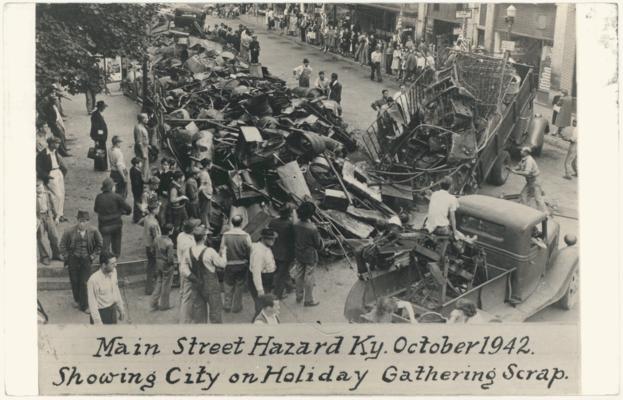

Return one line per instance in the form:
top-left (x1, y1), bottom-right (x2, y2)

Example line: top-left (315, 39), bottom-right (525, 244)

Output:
top-left (87, 276), bottom-right (102, 324)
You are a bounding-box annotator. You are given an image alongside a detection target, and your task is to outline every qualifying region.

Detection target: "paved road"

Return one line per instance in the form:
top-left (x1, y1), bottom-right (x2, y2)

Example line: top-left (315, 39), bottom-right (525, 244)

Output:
top-left (38, 15), bottom-right (579, 324)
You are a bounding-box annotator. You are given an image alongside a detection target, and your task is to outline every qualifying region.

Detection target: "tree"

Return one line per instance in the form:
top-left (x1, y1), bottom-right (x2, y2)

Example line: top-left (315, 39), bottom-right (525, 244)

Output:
top-left (36, 3), bottom-right (158, 111)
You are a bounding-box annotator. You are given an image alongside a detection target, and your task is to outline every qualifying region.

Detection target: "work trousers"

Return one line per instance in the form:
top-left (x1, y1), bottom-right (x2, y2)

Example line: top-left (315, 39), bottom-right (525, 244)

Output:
top-left (150, 268), bottom-right (173, 310)
top-left (145, 247), bottom-right (156, 295)
top-left (223, 264), bottom-right (247, 313)
top-left (68, 255), bottom-right (92, 311)
top-left (565, 142), bottom-right (578, 176)
top-left (132, 200), bottom-right (143, 224)
top-left (385, 54), bottom-right (393, 74)
top-left (89, 305), bottom-right (117, 325)
top-left (37, 212), bottom-right (61, 261)
top-left (193, 269), bottom-right (223, 324)
top-left (47, 169), bottom-right (65, 218)
top-left (179, 276), bottom-right (194, 323)
top-left (250, 51), bottom-right (259, 64)
top-left (292, 261), bottom-right (316, 303)
top-left (370, 62), bottom-right (382, 82)
top-left (100, 225), bottom-right (123, 258)
top-left (110, 170), bottom-right (128, 199)
top-left (198, 195), bottom-right (211, 228)
top-left (520, 181), bottom-right (548, 213)
top-left (248, 272), bottom-right (275, 315)
top-left (272, 259), bottom-right (293, 298)
top-left (134, 143), bottom-right (150, 181)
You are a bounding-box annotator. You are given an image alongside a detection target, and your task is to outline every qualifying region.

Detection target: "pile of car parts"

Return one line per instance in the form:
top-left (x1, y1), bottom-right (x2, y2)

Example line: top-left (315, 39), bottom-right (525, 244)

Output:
top-left (145, 24), bottom-right (400, 260)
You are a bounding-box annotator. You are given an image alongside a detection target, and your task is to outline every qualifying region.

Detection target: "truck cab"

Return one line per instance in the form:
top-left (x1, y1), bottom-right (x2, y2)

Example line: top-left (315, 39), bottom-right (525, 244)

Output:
top-left (344, 194), bottom-right (579, 322)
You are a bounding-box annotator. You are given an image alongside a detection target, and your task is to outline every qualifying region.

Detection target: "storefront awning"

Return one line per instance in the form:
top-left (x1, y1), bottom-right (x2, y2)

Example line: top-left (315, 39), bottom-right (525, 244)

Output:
top-left (356, 3), bottom-right (417, 17)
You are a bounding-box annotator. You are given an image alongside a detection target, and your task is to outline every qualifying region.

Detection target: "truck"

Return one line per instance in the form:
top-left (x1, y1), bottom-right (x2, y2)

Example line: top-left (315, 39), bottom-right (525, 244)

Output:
top-left (359, 50), bottom-right (550, 196)
top-left (344, 194), bottom-right (579, 322)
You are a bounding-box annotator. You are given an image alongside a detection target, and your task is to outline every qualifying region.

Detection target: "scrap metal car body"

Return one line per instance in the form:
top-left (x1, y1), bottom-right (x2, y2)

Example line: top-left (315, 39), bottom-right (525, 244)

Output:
top-left (344, 195), bottom-right (579, 322)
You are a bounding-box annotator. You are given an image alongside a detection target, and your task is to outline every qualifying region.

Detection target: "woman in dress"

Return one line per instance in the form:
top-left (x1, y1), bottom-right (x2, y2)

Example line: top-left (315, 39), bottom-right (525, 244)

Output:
top-left (392, 44), bottom-right (402, 76)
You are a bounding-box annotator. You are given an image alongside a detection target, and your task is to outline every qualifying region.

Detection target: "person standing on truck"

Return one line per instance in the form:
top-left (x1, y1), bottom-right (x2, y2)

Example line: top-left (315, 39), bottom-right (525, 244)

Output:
top-left (510, 147), bottom-right (548, 213)
top-left (424, 177), bottom-right (459, 236)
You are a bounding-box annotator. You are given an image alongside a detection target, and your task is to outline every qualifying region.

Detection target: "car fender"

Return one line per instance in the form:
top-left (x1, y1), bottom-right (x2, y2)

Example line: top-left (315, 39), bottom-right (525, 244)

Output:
top-left (547, 245), bottom-right (579, 305)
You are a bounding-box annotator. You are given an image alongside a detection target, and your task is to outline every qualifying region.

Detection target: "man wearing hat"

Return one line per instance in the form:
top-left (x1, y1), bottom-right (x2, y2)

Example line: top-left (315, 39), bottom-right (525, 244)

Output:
top-left (198, 159), bottom-right (214, 228)
top-left (150, 223), bottom-right (176, 311)
top-left (60, 210), bottom-right (103, 312)
top-left (94, 177), bottom-right (132, 258)
top-left (133, 113), bottom-right (151, 180)
top-left (183, 225), bottom-right (227, 323)
top-left (269, 203), bottom-right (296, 299)
top-left (248, 228), bottom-right (278, 314)
top-left (220, 215), bottom-right (252, 313)
top-left (185, 166), bottom-right (201, 219)
top-left (90, 100), bottom-right (109, 171)
top-left (109, 135), bottom-right (129, 199)
top-left (509, 147), bottom-right (548, 212)
top-left (143, 198), bottom-right (161, 295)
top-left (36, 136), bottom-right (68, 223)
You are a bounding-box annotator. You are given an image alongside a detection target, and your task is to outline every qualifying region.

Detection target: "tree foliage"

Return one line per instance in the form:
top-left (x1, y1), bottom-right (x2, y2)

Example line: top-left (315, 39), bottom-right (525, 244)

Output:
top-left (36, 3), bottom-right (158, 96)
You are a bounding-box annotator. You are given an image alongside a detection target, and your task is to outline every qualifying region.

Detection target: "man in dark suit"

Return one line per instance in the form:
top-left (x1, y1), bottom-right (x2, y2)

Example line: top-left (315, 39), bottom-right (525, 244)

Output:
top-left (90, 100), bottom-right (109, 171)
top-left (60, 210), bottom-right (103, 312)
top-left (36, 137), bottom-right (68, 222)
top-left (328, 73), bottom-right (342, 105)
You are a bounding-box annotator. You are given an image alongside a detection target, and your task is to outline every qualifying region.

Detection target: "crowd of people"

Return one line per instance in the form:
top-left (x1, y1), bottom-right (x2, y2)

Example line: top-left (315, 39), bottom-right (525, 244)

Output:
top-left (36, 79), bottom-right (328, 324)
top-left (261, 7), bottom-right (437, 84)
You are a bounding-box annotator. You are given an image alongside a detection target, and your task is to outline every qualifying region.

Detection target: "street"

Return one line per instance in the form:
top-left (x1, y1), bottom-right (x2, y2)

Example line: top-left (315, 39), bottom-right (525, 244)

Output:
top-left (38, 13), bottom-right (578, 325)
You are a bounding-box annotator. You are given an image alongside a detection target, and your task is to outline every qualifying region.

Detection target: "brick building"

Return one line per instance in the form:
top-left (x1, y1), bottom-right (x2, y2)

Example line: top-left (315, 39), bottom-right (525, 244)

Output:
top-left (416, 3), bottom-right (576, 101)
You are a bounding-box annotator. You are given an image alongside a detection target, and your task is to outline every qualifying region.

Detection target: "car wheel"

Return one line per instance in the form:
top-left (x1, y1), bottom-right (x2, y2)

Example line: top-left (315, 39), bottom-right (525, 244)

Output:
top-left (558, 265), bottom-right (579, 310)
top-left (487, 150), bottom-right (511, 186)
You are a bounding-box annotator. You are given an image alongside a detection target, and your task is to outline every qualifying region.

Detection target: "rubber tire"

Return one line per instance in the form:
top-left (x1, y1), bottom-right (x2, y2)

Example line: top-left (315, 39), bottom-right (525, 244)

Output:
top-left (487, 150), bottom-right (511, 186)
top-left (558, 265), bottom-right (579, 310)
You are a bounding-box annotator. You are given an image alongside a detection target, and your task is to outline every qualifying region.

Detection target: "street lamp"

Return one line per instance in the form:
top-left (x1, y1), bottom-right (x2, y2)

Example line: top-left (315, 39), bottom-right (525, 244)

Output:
top-left (505, 5), bottom-right (516, 39)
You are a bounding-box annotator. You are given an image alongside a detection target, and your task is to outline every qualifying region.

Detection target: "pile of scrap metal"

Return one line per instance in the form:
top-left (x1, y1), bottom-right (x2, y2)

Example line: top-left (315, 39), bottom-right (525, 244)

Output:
top-left (145, 31), bottom-right (398, 260)
top-left (371, 50), bottom-right (518, 195)
top-left (346, 226), bottom-right (487, 321)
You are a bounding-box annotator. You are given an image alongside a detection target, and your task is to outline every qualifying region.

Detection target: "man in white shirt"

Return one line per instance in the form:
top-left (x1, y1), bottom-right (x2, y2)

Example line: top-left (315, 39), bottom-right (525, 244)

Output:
top-left (293, 58), bottom-right (313, 87)
top-left (561, 119), bottom-right (578, 180)
top-left (425, 177), bottom-right (460, 236)
top-left (314, 71), bottom-right (330, 95)
top-left (510, 147), bottom-right (548, 212)
top-left (87, 251), bottom-right (125, 324)
top-left (183, 225), bottom-right (227, 323)
top-left (370, 45), bottom-right (383, 82)
top-left (248, 229), bottom-right (278, 314)
top-left (109, 135), bottom-right (128, 199)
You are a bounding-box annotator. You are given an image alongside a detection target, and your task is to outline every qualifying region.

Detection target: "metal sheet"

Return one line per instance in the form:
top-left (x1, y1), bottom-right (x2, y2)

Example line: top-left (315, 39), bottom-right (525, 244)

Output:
top-left (276, 161), bottom-right (312, 200)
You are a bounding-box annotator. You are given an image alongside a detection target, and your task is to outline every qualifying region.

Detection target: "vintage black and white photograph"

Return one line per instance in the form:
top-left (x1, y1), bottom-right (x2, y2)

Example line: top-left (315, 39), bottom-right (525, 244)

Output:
top-left (34, 2), bottom-right (582, 328)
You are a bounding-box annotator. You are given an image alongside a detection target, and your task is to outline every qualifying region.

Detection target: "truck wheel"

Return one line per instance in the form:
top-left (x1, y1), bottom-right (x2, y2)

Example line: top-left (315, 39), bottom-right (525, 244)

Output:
top-left (558, 265), bottom-right (579, 310)
top-left (487, 151), bottom-right (511, 186)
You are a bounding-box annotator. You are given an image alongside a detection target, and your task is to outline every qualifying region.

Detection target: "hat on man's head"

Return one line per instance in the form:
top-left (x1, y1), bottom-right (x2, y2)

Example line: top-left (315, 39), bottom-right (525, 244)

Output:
top-left (76, 210), bottom-right (90, 221)
top-left (96, 100), bottom-right (108, 109)
top-left (101, 177), bottom-right (115, 191)
top-left (47, 136), bottom-right (61, 144)
top-left (112, 135), bottom-right (122, 145)
top-left (260, 228), bottom-right (278, 240)
top-left (183, 218), bottom-right (202, 233)
top-left (200, 158), bottom-right (212, 168)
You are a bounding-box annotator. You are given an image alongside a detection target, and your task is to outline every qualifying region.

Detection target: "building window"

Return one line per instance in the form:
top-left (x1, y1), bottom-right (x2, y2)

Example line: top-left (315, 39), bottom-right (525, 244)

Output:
top-left (479, 4), bottom-right (487, 26)
top-left (477, 28), bottom-right (485, 47)
top-left (433, 4), bottom-right (440, 12)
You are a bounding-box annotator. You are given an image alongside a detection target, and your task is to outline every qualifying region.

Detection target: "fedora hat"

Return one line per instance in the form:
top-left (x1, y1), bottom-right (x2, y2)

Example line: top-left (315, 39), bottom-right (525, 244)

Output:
top-left (96, 100), bottom-right (108, 108)
top-left (76, 210), bottom-right (90, 221)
